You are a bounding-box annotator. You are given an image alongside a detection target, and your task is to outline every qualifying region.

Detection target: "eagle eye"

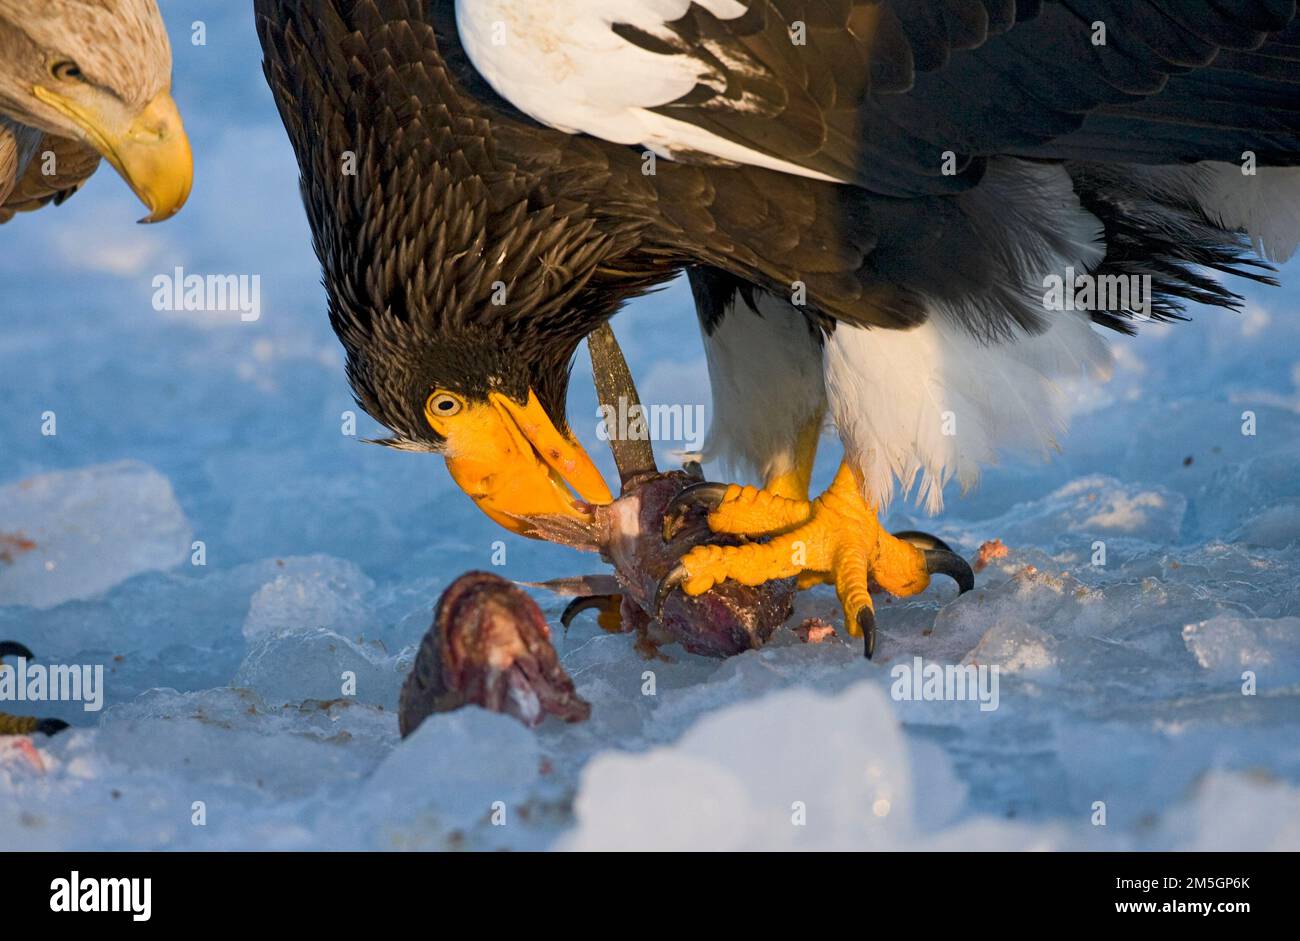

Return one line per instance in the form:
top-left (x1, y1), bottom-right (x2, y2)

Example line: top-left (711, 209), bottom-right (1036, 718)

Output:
top-left (425, 391), bottom-right (464, 423)
top-left (50, 60), bottom-right (84, 82)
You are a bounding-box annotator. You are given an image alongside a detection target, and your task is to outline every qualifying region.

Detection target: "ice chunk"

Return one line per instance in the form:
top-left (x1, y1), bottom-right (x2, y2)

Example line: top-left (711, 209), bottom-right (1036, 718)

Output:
top-left (241, 555), bottom-right (374, 640)
top-left (983, 475), bottom-right (1187, 547)
top-left (963, 619), bottom-right (1058, 674)
top-left (1193, 440), bottom-right (1300, 543)
top-left (563, 682), bottom-right (920, 850)
top-left (94, 688), bottom-right (395, 805)
top-left (1161, 771), bottom-right (1300, 851)
top-left (1236, 502), bottom-right (1300, 548)
top-left (1182, 616), bottom-right (1300, 685)
top-left (359, 708), bottom-right (541, 848)
top-left (0, 461), bottom-right (191, 609)
top-left (908, 566), bottom-right (1094, 664)
top-left (233, 627), bottom-right (403, 709)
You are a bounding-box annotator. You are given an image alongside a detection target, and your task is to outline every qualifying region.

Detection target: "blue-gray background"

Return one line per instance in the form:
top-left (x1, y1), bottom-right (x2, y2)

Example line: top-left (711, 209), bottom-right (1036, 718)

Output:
top-left (2, 2), bottom-right (1300, 851)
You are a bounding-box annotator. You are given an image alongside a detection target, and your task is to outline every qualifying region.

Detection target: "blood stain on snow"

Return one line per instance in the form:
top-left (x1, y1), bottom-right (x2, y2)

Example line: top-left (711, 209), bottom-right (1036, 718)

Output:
top-left (795, 618), bottom-right (838, 644)
top-left (0, 531), bottom-right (37, 565)
top-left (7, 738), bottom-right (46, 774)
top-left (973, 539), bottom-right (1009, 572)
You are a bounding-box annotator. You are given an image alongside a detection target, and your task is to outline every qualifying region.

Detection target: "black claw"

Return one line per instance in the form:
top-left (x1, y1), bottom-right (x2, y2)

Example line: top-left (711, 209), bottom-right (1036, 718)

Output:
top-left (36, 719), bottom-right (69, 737)
top-left (682, 460), bottom-right (705, 480)
top-left (858, 608), bottom-right (877, 660)
top-left (0, 641), bottom-right (35, 661)
top-left (924, 549), bottom-right (975, 594)
top-left (560, 594), bottom-right (620, 630)
top-left (662, 481), bottom-right (731, 541)
top-left (893, 530), bottom-right (954, 553)
top-left (654, 564), bottom-right (688, 620)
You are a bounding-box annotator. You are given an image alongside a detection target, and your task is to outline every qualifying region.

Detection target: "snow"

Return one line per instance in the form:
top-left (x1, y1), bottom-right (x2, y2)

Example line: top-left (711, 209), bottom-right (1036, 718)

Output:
top-left (1, 5), bottom-right (1299, 851)
top-left (564, 684), bottom-right (928, 852)
top-left (241, 556), bottom-right (374, 640)
top-left (1182, 616), bottom-right (1300, 684)
top-left (0, 461), bottom-right (191, 609)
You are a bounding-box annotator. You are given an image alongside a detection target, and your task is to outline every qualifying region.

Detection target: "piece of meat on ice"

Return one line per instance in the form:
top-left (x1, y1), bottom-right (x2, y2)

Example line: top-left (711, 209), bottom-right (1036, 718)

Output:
top-left (399, 572), bottom-right (591, 736)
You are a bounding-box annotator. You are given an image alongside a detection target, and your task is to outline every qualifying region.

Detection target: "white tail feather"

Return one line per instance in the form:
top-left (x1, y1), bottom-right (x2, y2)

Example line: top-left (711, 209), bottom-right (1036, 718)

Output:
top-left (1192, 163), bottom-right (1300, 264)
top-left (825, 312), bottom-right (1111, 513)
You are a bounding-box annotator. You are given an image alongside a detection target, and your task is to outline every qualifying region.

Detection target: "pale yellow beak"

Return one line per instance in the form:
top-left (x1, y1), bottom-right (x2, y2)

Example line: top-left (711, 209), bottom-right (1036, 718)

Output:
top-left (442, 390), bottom-right (613, 538)
top-left (32, 87), bottom-right (193, 223)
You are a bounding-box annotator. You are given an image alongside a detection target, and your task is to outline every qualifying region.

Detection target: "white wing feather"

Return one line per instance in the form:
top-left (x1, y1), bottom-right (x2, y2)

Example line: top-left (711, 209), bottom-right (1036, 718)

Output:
top-left (454, 0), bottom-right (843, 180)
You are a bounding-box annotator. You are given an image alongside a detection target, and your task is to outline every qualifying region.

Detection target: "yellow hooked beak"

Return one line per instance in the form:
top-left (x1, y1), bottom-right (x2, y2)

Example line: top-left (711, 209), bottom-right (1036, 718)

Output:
top-left (32, 86), bottom-right (193, 223)
top-left (437, 390), bottom-right (613, 538)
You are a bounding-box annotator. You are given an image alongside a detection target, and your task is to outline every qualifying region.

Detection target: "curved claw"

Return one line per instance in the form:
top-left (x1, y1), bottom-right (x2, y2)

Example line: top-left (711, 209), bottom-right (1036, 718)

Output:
top-left (662, 481), bottom-right (731, 541)
top-left (0, 641), bottom-right (35, 661)
top-left (924, 549), bottom-right (975, 594)
top-left (560, 595), bottom-right (618, 630)
top-left (892, 530), bottom-right (954, 554)
top-left (858, 608), bottom-right (877, 660)
top-left (654, 563), bottom-right (688, 620)
top-left (37, 719), bottom-right (69, 737)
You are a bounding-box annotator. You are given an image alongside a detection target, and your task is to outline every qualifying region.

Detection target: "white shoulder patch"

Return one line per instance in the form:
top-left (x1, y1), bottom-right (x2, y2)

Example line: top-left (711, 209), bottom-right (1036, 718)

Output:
top-left (454, 0), bottom-right (843, 182)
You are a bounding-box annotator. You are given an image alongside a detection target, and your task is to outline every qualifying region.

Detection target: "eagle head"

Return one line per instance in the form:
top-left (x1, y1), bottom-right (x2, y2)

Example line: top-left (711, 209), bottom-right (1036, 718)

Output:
top-left (329, 266), bottom-right (615, 539)
top-left (0, 0), bottom-right (192, 221)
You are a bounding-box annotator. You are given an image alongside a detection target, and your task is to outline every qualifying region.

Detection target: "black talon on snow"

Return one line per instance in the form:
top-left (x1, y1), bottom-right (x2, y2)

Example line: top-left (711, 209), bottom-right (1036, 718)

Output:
top-left (859, 608), bottom-right (877, 660)
top-left (892, 530), bottom-right (955, 554)
top-left (560, 594), bottom-right (622, 630)
top-left (923, 550), bottom-right (975, 594)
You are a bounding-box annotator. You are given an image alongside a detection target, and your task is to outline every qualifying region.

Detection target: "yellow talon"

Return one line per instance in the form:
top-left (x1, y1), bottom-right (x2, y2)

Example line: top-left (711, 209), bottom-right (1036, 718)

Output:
top-left (673, 462), bottom-right (935, 658)
top-left (706, 484), bottom-right (812, 536)
top-left (795, 571), bottom-right (832, 590)
top-left (658, 410), bottom-right (971, 657)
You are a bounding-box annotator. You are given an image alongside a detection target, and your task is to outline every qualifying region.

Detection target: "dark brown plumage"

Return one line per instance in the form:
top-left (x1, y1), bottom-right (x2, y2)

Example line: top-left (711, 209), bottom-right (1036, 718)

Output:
top-left (257, 0), bottom-right (1300, 455)
top-left (258, 0), bottom-right (677, 449)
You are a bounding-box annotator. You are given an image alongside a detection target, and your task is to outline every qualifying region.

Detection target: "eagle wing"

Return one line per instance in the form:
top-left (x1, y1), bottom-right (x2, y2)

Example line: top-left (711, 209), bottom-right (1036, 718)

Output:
top-left (0, 123), bottom-right (101, 225)
top-left (456, 0), bottom-right (1300, 197)
top-left (454, 0), bottom-right (1300, 505)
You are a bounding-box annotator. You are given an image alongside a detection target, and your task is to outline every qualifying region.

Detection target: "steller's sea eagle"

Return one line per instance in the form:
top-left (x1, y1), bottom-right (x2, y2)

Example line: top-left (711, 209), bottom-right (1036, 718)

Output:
top-left (256, 0), bottom-right (1300, 656)
top-left (0, 0), bottom-right (193, 224)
